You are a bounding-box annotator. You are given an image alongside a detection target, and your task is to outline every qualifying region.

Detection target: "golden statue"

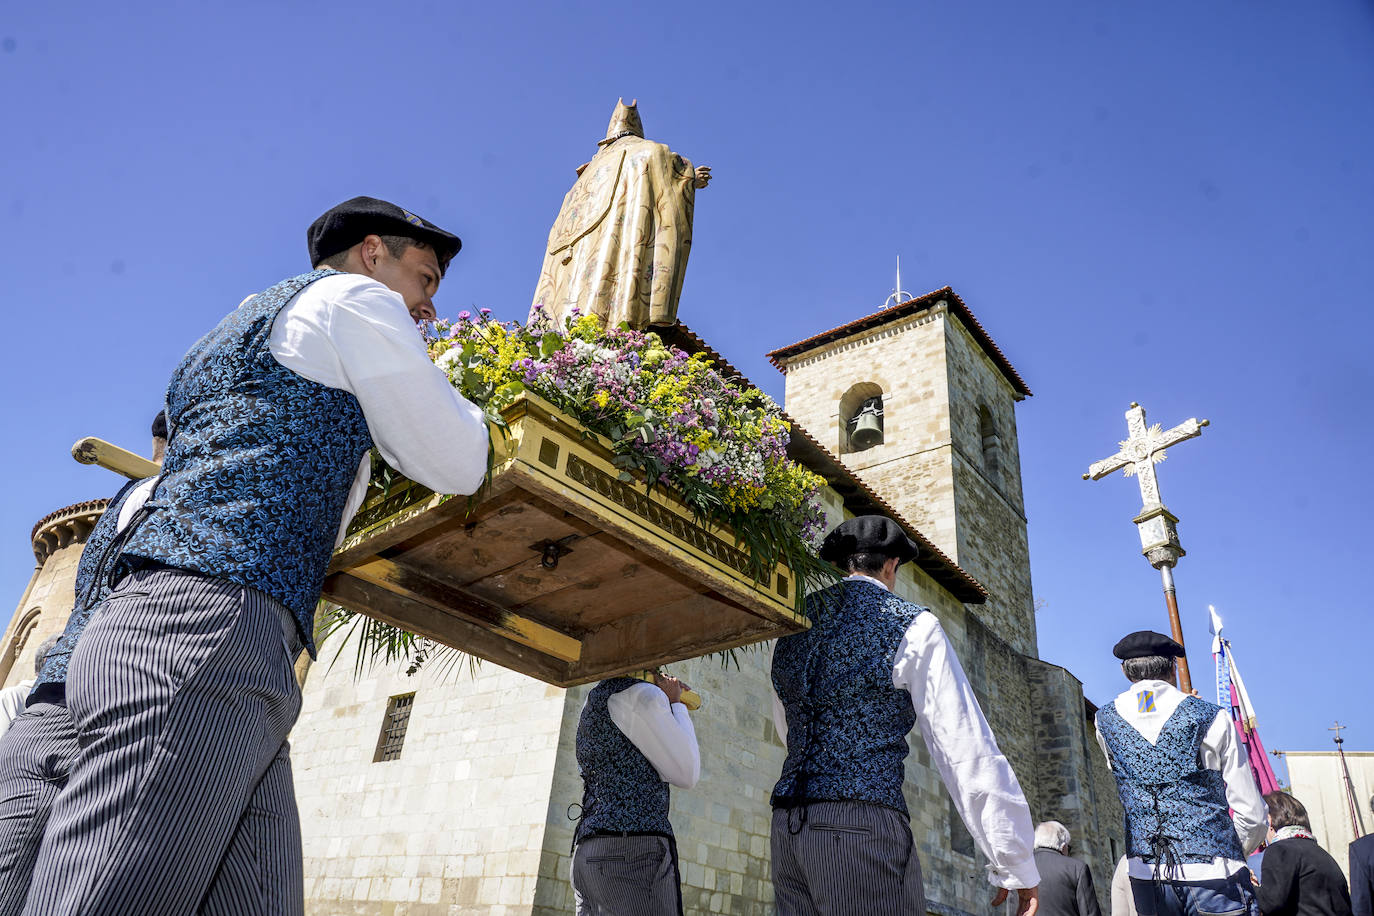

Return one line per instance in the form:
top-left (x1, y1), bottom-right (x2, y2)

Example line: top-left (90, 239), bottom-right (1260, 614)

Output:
top-left (530, 99), bottom-right (711, 330)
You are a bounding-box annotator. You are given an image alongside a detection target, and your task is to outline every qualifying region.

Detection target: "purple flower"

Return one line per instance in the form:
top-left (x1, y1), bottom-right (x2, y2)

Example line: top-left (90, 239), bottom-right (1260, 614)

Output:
top-left (480, 308), bottom-right (492, 317)
top-left (458, 310), bottom-right (472, 321)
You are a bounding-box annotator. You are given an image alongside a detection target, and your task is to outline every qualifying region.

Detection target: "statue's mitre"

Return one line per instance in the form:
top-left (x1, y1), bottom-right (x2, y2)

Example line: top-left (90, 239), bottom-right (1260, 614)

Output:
top-left (600, 97), bottom-right (644, 146)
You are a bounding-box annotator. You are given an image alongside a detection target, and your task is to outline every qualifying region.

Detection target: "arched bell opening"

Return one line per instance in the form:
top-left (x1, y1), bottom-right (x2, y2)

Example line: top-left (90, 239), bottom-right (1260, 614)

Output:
top-left (979, 404), bottom-right (1001, 482)
top-left (839, 382), bottom-right (885, 454)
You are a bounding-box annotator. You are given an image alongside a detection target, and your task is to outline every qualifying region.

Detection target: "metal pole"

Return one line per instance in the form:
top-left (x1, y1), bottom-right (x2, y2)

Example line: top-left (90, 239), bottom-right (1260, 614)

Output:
top-left (1159, 564), bottom-right (1193, 693)
top-left (1335, 731), bottom-right (1366, 839)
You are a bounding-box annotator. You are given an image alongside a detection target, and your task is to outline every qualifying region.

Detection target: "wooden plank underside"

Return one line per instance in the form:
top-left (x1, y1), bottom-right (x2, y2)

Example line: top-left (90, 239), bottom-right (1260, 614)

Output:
top-left (568, 592), bottom-right (798, 685)
top-left (375, 493), bottom-right (712, 634)
top-left (344, 557), bottom-right (582, 662)
top-left (511, 465), bottom-right (800, 627)
top-left (321, 572), bottom-right (571, 684)
top-left (330, 482), bottom-right (527, 573)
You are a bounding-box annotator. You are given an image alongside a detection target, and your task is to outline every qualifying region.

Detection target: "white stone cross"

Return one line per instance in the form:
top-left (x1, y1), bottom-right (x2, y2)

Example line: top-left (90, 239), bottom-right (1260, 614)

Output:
top-left (1082, 403), bottom-right (1210, 510)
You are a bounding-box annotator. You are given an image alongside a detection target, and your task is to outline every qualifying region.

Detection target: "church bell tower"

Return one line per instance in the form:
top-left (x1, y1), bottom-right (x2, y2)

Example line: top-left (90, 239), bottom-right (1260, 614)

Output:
top-left (768, 282), bottom-right (1038, 656)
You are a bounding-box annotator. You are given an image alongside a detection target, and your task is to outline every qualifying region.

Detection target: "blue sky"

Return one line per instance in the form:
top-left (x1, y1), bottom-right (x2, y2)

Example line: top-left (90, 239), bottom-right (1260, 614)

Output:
top-left (3, 2), bottom-right (1371, 775)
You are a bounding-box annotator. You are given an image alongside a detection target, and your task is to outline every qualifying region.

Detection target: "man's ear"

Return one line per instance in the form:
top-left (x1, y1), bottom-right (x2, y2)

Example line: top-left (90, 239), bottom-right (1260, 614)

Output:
top-left (358, 234), bottom-right (385, 271)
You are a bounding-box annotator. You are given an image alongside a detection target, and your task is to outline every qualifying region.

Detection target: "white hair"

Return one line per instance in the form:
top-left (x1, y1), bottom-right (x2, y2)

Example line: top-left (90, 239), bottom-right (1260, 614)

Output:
top-left (1034, 821), bottom-right (1071, 851)
top-left (33, 634), bottom-right (63, 677)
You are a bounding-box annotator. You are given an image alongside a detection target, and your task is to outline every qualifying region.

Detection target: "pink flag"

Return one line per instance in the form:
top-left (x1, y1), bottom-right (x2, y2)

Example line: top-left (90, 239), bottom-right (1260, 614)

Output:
top-left (1210, 606), bottom-right (1281, 795)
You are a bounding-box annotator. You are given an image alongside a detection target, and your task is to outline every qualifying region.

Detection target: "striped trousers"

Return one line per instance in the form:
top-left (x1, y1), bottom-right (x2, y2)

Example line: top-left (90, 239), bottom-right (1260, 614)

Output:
top-left (0, 703), bottom-right (78, 916)
top-left (770, 801), bottom-right (927, 916)
top-left (20, 566), bottom-right (305, 916)
top-left (572, 835), bottom-right (682, 916)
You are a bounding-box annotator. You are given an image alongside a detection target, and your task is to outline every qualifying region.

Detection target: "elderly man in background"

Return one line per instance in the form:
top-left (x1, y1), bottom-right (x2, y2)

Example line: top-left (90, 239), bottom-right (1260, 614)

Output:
top-left (1032, 821), bottom-right (1102, 916)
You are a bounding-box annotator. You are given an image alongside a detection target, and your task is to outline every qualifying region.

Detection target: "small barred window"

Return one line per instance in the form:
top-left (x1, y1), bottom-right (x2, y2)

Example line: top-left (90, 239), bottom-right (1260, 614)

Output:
top-left (373, 692), bottom-right (416, 762)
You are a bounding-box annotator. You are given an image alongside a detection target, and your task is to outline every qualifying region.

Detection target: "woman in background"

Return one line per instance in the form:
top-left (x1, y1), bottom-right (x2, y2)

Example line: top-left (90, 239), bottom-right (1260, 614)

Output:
top-left (1257, 791), bottom-right (1352, 916)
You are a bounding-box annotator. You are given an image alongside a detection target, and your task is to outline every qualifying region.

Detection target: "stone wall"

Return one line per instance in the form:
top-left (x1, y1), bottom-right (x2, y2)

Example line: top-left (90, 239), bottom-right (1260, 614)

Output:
top-left (0, 546), bottom-right (77, 688)
top-left (292, 649), bottom-right (569, 915)
top-left (1025, 662), bottom-right (1122, 913)
top-left (941, 315), bottom-right (1036, 659)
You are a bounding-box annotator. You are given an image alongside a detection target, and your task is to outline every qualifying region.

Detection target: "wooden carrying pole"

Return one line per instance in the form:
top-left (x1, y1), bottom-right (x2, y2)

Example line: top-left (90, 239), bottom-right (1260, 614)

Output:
top-left (71, 437), bottom-right (160, 480)
top-left (1160, 565), bottom-right (1192, 692)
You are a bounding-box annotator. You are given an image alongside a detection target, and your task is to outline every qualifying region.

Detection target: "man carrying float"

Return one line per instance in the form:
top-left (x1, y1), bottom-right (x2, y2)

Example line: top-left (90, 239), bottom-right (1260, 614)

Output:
top-left (770, 516), bottom-right (1042, 916)
top-left (571, 671), bottom-right (701, 916)
top-left (15, 197), bottom-right (489, 916)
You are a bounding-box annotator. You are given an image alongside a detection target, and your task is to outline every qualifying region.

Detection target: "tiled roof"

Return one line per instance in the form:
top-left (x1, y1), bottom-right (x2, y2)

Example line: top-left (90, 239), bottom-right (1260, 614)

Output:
top-left (659, 324), bottom-right (988, 604)
top-left (765, 287), bottom-right (1032, 399)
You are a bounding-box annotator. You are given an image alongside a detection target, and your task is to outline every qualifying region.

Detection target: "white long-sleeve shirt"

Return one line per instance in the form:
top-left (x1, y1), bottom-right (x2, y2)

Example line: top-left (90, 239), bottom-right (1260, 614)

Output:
top-left (1093, 678), bottom-right (1269, 880)
top-left (265, 272), bottom-right (490, 544)
top-left (0, 680), bottom-right (35, 735)
top-left (606, 681), bottom-right (701, 789)
top-left (770, 574), bottom-right (1040, 891)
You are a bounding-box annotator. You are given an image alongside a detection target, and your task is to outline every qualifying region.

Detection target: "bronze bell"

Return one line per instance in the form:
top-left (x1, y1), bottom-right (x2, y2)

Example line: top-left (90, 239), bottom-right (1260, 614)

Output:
top-left (850, 407), bottom-right (884, 450)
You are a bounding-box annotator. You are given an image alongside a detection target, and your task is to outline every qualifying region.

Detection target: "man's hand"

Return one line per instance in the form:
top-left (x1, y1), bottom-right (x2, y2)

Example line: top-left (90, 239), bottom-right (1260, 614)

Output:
top-left (694, 165), bottom-right (712, 189)
top-left (655, 674), bottom-right (686, 704)
top-left (992, 886), bottom-right (1038, 916)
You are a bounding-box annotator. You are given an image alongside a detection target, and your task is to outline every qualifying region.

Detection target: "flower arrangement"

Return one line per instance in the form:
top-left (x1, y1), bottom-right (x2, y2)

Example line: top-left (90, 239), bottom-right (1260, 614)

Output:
top-left (321, 308), bottom-right (835, 676)
top-left (426, 307), bottom-right (830, 595)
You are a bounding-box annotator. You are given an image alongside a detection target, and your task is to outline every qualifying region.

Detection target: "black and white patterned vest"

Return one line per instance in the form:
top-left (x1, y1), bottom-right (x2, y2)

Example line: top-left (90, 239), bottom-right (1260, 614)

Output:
top-left (120, 270), bottom-right (374, 656)
top-left (1097, 694), bottom-right (1247, 865)
top-left (771, 579), bottom-right (924, 814)
top-left (574, 678), bottom-right (674, 843)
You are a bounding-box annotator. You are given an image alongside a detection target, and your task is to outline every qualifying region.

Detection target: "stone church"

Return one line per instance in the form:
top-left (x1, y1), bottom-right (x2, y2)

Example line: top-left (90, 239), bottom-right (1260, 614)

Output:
top-left (1, 285), bottom-right (1124, 915)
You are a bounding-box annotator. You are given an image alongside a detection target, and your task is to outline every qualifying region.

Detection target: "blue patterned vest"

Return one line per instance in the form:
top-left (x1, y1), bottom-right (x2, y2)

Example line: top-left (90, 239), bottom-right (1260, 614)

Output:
top-left (30, 478), bottom-right (147, 698)
top-left (771, 579), bottom-right (924, 814)
top-left (1097, 694), bottom-right (1246, 865)
top-left (120, 270), bottom-right (374, 656)
top-left (574, 678), bottom-right (674, 843)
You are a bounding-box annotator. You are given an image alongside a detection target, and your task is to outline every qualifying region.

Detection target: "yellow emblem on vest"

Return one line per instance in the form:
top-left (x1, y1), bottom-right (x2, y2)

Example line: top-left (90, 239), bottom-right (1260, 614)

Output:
top-left (1137, 690), bottom-right (1156, 713)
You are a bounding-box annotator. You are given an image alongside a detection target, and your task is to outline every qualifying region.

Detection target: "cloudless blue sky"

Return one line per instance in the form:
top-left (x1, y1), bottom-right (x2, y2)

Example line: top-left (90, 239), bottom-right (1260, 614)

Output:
top-left (3, 2), bottom-right (1372, 776)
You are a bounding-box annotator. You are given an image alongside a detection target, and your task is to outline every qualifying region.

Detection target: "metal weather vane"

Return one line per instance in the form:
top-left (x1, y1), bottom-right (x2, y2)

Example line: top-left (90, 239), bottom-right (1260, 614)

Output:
top-left (883, 256), bottom-right (913, 309)
top-left (1083, 402), bottom-right (1210, 692)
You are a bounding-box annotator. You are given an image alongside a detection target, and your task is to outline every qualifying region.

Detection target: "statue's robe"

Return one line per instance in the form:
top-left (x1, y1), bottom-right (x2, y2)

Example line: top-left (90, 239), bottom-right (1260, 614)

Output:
top-left (531, 136), bottom-right (697, 330)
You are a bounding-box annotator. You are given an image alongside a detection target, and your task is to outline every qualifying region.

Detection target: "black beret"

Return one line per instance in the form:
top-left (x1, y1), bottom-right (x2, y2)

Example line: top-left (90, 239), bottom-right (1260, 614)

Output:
top-left (819, 515), bottom-right (919, 566)
top-left (1113, 630), bottom-right (1186, 660)
top-left (307, 196), bottom-right (462, 274)
top-left (150, 410), bottom-right (168, 440)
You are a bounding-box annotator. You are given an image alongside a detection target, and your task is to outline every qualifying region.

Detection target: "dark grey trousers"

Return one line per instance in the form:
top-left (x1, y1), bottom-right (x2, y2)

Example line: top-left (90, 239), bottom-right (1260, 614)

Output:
top-left (19, 566), bottom-right (305, 916)
top-left (0, 702), bottom-right (78, 916)
top-left (771, 801), bottom-right (927, 916)
top-left (572, 835), bottom-right (681, 916)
